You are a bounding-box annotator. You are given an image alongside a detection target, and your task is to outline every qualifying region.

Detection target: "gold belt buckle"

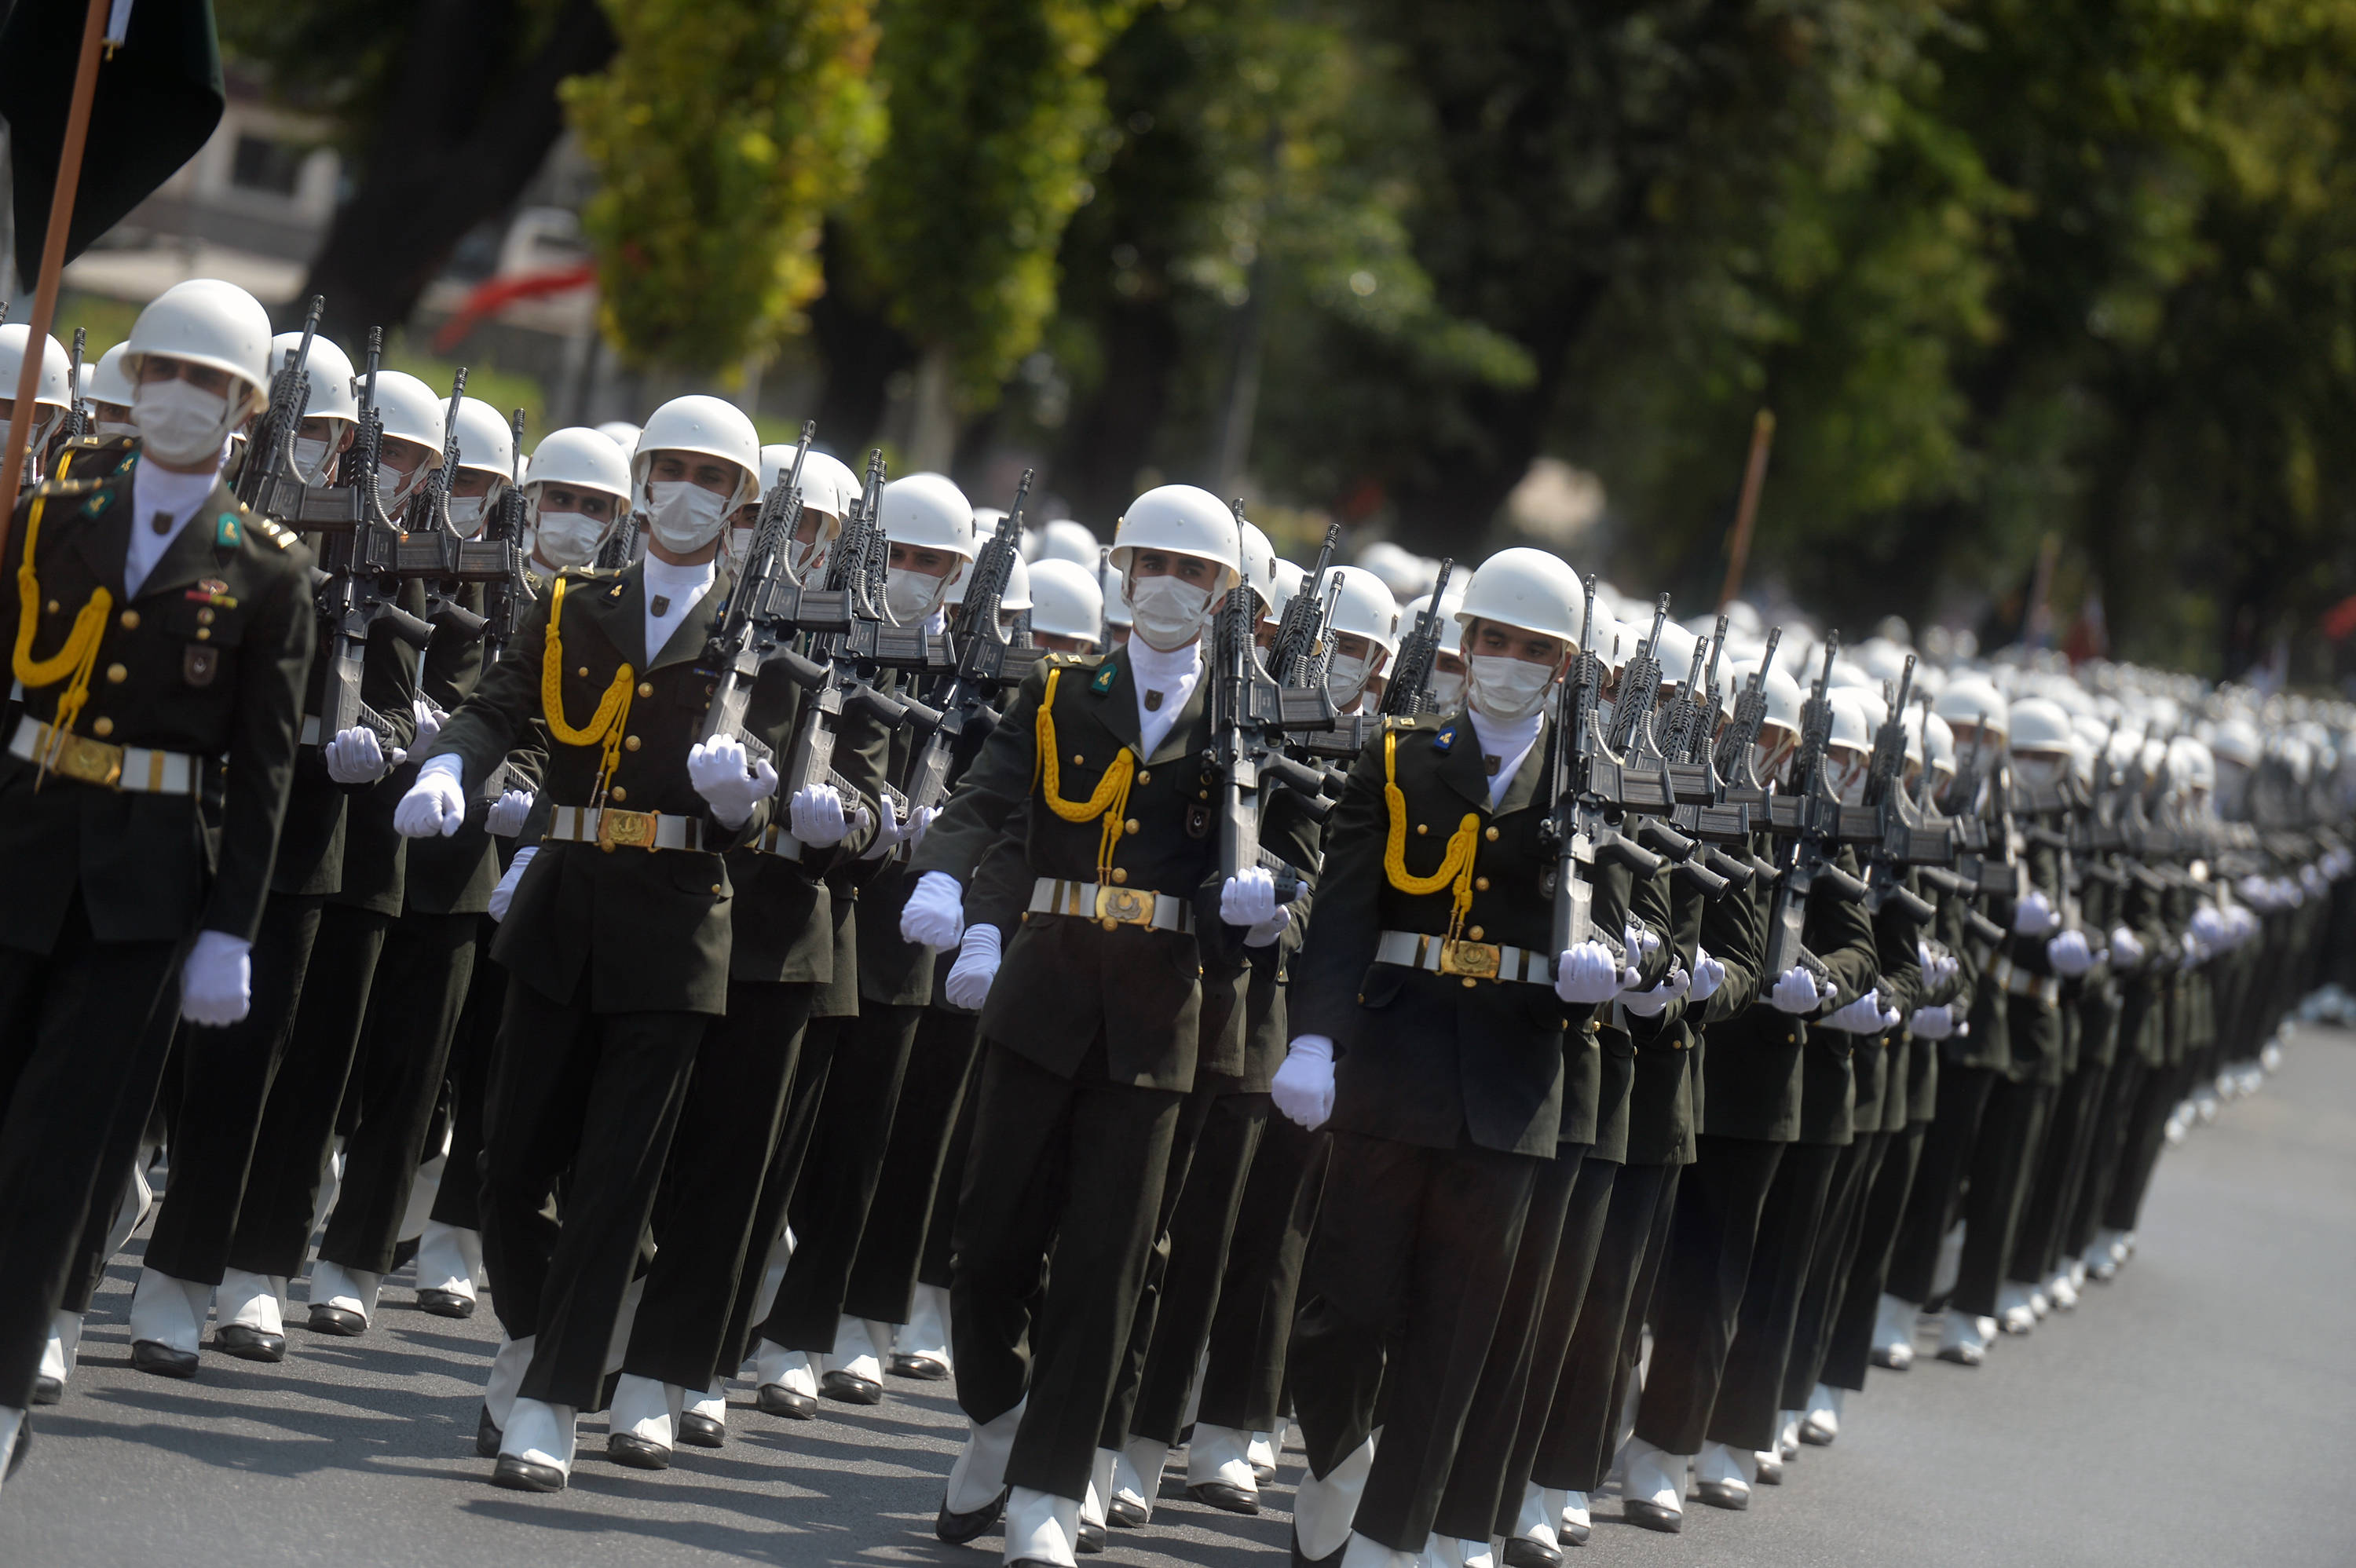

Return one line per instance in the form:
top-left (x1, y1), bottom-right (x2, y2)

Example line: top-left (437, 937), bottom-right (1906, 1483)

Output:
top-left (598, 807), bottom-right (660, 852)
top-left (55, 732), bottom-right (125, 788)
top-left (1094, 883), bottom-right (1155, 929)
top-left (1439, 938), bottom-right (1502, 980)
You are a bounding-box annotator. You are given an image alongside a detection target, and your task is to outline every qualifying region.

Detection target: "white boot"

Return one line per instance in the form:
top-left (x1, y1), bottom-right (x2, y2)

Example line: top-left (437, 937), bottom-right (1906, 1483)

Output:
top-left (1619, 1435), bottom-right (1685, 1531)
top-left (1339, 1533), bottom-right (1417, 1568)
top-left (2047, 1266), bottom-right (2080, 1312)
top-left (495, 1397), bottom-right (576, 1490)
top-left (680, 1380), bottom-right (728, 1448)
top-left (1692, 1440), bottom-right (1750, 1509)
top-left (1458, 1538), bottom-right (1494, 1568)
top-left (1111, 1434), bottom-right (1165, 1526)
top-left (894, 1281), bottom-right (953, 1379)
top-left (1752, 1446), bottom-right (1783, 1485)
top-left (412, 1219), bottom-right (482, 1318)
top-left (395, 1153), bottom-right (445, 1248)
top-left (1185, 1421), bottom-right (1259, 1513)
top-left (1293, 1431), bottom-right (1377, 1561)
top-left (102, 1159), bottom-right (155, 1264)
top-left (1508, 1480), bottom-right (1560, 1555)
top-left (2029, 1283), bottom-right (2051, 1318)
top-left (305, 1259), bottom-right (382, 1336)
top-left (1416, 1534), bottom-right (1463, 1568)
top-left (822, 1314), bottom-right (884, 1403)
top-left (1081, 1448), bottom-right (1115, 1549)
top-left (754, 1340), bottom-right (820, 1419)
top-left (0, 1405), bottom-right (23, 1493)
top-left (1560, 1490), bottom-right (1591, 1546)
top-left (127, 1267), bottom-right (210, 1376)
top-left (34, 1311), bottom-right (82, 1404)
top-left (942, 1399), bottom-right (1026, 1529)
top-left (606, 1373), bottom-right (682, 1469)
top-left (309, 1135), bottom-right (347, 1243)
top-left (603, 1273), bottom-right (645, 1376)
top-left (2069, 1255), bottom-right (2090, 1291)
top-left (1936, 1307), bottom-right (1988, 1366)
top-left (1996, 1281), bottom-right (2037, 1336)
top-left (1930, 1221), bottom-right (1966, 1300)
top-left (1248, 1430), bottom-right (1279, 1483)
top-left (1800, 1383), bottom-right (1842, 1445)
top-left (1871, 1292), bottom-right (1916, 1369)
top-left (1776, 1409), bottom-right (1802, 1460)
top-left (478, 1334), bottom-right (535, 1455)
top-left (1003, 1486), bottom-right (1082, 1568)
top-left (212, 1269), bottom-right (287, 1362)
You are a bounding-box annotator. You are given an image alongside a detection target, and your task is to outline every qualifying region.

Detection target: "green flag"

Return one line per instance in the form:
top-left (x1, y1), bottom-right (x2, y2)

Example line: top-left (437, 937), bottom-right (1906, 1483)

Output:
top-left (0, 0), bottom-right (226, 280)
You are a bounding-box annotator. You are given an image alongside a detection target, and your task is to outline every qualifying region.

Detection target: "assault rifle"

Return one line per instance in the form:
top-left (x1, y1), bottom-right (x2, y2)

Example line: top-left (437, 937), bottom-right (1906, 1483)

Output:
top-left (1607, 595), bottom-right (1672, 759)
top-left (236, 294), bottom-right (323, 514)
top-left (1377, 558), bottom-right (1454, 718)
top-left (1762, 636), bottom-right (1871, 979)
top-left (479, 409), bottom-right (530, 660)
top-left (693, 420), bottom-right (818, 762)
top-left (1268, 518), bottom-right (1342, 689)
top-left (58, 328), bottom-right (86, 444)
top-left (1652, 617), bottom-right (1754, 894)
top-left (1540, 576), bottom-right (1666, 969)
top-left (1206, 551), bottom-right (1336, 905)
top-left (1713, 627), bottom-right (1783, 799)
top-left (1857, 656), bottom-right (1941, 926)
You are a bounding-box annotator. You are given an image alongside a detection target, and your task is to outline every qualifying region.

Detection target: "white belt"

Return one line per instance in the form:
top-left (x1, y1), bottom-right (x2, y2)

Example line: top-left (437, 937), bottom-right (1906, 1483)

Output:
top-left (1990, 954), bottom-right (2062, 1006)
top-left (545, 803), bottom-right (704, 852)
top-left (1029, 877), bottom-right (1194, 934)
top-left (757, 821), bottom-right (814, 862)
top-left (300, 715), bottom-right (322, 747)
top-left (9, 715), bottom-right (200, 795)
top-left (1375, 928), bottom-right (1556, 985)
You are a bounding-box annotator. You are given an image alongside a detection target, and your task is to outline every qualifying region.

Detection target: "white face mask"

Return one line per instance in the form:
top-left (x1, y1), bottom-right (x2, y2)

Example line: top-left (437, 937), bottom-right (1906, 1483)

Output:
top-left (1326, 650), bottom-right (1374, 708)
top-left (377, 462), bottom-right (424, 514)
top-left (1426, 667), bottom-right (1466, 712)
top-left (132, 376), bottom-right (237, 466)
top-left (1466, 653), bottom-right (1554, 722)
top-left (2011, 754), bottom-right (2066, 795)
top-left (533, 507), bottom-right (608, 569)
top-left (1126, 572), bottom-right (1213, 652)
top-left (887, 565), bottom-right (951, 623)
top-left (447, 495), bottom-right (488, 537)
top-left (1833, 754), bottom-right (1870, 804)
top-left (647, 480), bottom-right (732, 552)
top-left (291, 435), bottom-right (333, 483)
top-left (95, 418), bottom-right (140, 440)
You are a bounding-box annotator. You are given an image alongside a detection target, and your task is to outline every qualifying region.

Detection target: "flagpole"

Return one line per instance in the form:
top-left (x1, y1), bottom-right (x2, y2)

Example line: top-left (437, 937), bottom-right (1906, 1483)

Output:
top-left (0, 0), bottom-right (113, 561)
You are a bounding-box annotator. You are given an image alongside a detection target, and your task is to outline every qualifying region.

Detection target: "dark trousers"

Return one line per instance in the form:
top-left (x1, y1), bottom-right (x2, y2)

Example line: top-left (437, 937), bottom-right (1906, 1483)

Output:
top-left (1634, 1135), bottom-right (1783, 1456)
top-left (717, 1012), bottom-right (847, 1375)
top-left (1951, 1077), bottom-right (2051, 1318)
top-left (1435, 1145), bottom-right (1604, 1542)
top-left (625, 978), bottom-right (815, 1392)
top-left (1528, 1161), bottom-right (1677, 1497)
top-left (2010, 1057), bottom-right (2109, 1285)
top-left (1823, 1119), bottom-right (1926, 1391)
top-left (1129, 1088), bottom-right (1270, 1446)
top-left (480, 973), bottom-right (705, 1409)
top-left (318, 911), bottom-right (480, 1275)
top-left (765, 1002), bottom-right (923, 1354)
top-left (1290, 1133), bottom-right (1539, 1554)
top-left (952, 1040), bottom-right (1183, 1500)
top-left (843, 1005), bottom-right (982, 1325)
top-left (62, 1014), bottom-right (181, 1317)
top-left (1197, 1113), bottom-right (1329, 1433)
top-left (1708, 1140), bottom-right (1840, 1453)
top-left (2068, 1056), bottom-right (2146, 1257)
top-left (1885, 1064), bottom-right (1999, 1305)
top-left (426, 934), bottom-right (502, 1236)
top-left (2105, 1054), bottom-right (2186, 1233)
top-left (0, 907), bottom-right (180, 1408)
top-left (142, 892), bottom-right (324, 1285)
top-left (1097, 1084), bottom-right (1222, 1449)
top-left (1780, 1130), bottom-right (1887, 1408)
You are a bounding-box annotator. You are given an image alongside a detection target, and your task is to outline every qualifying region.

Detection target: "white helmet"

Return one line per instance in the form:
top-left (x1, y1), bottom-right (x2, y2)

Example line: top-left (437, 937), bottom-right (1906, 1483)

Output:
top-left (1827, 688), bottom-right (1876, 755)
top-left (1454, 546), bottom-right (1582, 645)
top-left (1403, 582), bottom-right (1469, 656)
top-left (633, 396), bottom-right (761, 511)
top-left (1908, 706), bottom-right (1955, 778)
top-left (442, 397), bottom-right (517, 482)
top-left (880, 473), bottom-right (979, 559)
top-left (2209, 715), bottom-right (2261, 770)
top-left (2007, 696), bottom-right (2075, 755)
top-left (2168, 735), bottom-right (2214, 792)
top-left (1313, 565), bottom-right (1403, 656)
top-left (86, 342), bottom-right (135, 413)
top-left (370, 371), bottom-right (449, 455)
top-left (946, 550), bottom-right (1030, 610)
top-left (526, 426), bottom-right (634, 504)
top-left (1933, 673), bottom-right (2010, 741)
top-left (1356, 539), bottom-right (1436, 601)
top-left (1648, 619), bottom-right (1701, 688)
top-left (1269, 559), bottom-right (1307, 620)
top-left (1110, 484), bottom-right (1242, 592)
top-left (1034, 517), bottom-right (1099, 566)
top-left (1028, 557), bottom-right (1104, 643)
top-left (267, 331), bottom-right (358, 424)
top-left (1238, 521), bottom-right (1279, 616)
top-left (1100, 557), bottom-right (1133, 629)
top-left (1724, 660), bottom-right (1805, 736)
top-left (794, 449), bottom-right (859, 519)
top-left (123, 279), bottom-right (272, 409)
top-left (0, 325), bottom-right (73, 458)
top-left (595, 420), bottom-right (642, 451)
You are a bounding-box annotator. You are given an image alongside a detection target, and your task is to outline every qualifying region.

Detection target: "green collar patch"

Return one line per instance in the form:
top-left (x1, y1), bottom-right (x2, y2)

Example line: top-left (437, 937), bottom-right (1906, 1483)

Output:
top-left (81, 489), bottom-right (112, 517)
top-left (1089, 662), bottom-right (1118, 695)
top-left (214, 512), bottom-right (242, 548)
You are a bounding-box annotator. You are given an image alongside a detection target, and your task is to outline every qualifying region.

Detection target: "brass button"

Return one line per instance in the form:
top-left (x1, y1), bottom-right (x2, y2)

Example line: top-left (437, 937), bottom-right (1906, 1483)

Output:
top-left (1073, 754), bottom-right (1085, 765)
top-left (711, 883), bottom-right (723, 894)
top-left (609, 787), bottom-right (627, 803)
top-left (119, 609), bottom-right (140, 630)
top-left (1198, 789), bottom-right (1209, 800)
top-left (577, 666), bottom-right (591, 678)
top-left (195, 627), bottom-right (210, 641)
top-left (1020, 911), bottom-right (1032, 923)
top-left (1416, 823), bottom-right (1428, 836)
top-left (624, 735), bottom-right (642, 751)
top-left (1110, 868), bottom-right (1128, 884)
top-left (105, 663), bottom-right (127, 684)
top-left (45, 599), bottom-right (58, 614)
top-left (1467, 925), bottom-right (1484, 941)
top-left (1136, 769), bottom-right (1151, 784)
top-left (92, 716), bottom-right (114, 737)
top-left (1462, 977), bottom-right (1477, 989)
top-left (196, 607), bottom-right (216, 626)
top-left (1586, 1019), bottom-right (1601, 1033)
top-left (1485, 826), bottom-right (1499, 842)
top-left (1474, 876), bottom-right (1490, 891)
top-left (1124, 818), bottom-right (1140, 835)
top-left (1788, 1033), bottom-right (1798, 1044)
top-left (1101, 917), bottom-right (1119, 932)
top-left (1560, 1019), bottom-right (1571, 1030)
top-left (638, 682), bottom-right (655, 698)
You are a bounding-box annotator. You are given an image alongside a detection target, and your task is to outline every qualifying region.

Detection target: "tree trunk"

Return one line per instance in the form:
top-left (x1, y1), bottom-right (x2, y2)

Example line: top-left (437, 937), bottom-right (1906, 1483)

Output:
top-left (905, 342), bottom-right (958, 473)
top-left (807, 221), bottom-right (915, 455)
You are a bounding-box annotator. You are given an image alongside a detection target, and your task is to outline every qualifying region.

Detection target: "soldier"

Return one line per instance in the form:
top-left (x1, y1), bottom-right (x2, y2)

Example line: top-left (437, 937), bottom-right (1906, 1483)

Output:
top-left (0, 323), bottom-right (72, 484)
top-left (81, 343), bottom-right (138, 439)
top-left (0, 278), bottom-right (314, 1482)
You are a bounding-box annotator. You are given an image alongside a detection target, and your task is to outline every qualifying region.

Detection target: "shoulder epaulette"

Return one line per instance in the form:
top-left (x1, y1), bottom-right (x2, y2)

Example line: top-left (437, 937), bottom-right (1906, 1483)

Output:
top-left (251, 515), bottom-right (297, 550)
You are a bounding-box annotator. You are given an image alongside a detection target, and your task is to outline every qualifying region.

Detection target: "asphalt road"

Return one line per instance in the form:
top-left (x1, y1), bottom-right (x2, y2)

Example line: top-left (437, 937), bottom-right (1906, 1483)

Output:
top-left (5, 1026), bottom-right (2354, 1568)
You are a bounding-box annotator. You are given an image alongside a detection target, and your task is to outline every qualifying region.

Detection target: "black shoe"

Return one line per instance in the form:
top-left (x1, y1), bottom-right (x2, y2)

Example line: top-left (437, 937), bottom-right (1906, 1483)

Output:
top-left (417, 1288), bottom-right (476, 1319)
top-left (1252, 1459), bottom-right (1279, 1486)
top-left (1622, 1500), bottom-right (1683, 1534)
top-left (1107, 1493), bottom-right (1151, 1528)
top-left (30, 1376), bottom-right (61, 1407)
top-left (475, 1405), bottom-right (502, 1458)
top-left (306, 1305), bottom-right (368, 1337)
top-left (1754, 1453), bottom-right (1784, 1485)
top-left (1560, 1517), bottom-right (1590, 1548)
top-left (1187, 1481), bottom-right (1260, 1515)
top-left (679, 1411), bottom-right (725, 1448)
top-left (130, 1340), bottom-right (199, 1379)
top-left (820, 1369), bottom-right (884, 1405)
top-left (936, 1486), bottom-right (1008, 1544)
top-left (891, 1352), bottom-right (950, 1380)
top-left (492, 1455), bottom-right (565, 1492)
top-left (1289, 1529), bottom-right (1344, 1568)
top-left (757, 1383), bottom-right (817, 1420)
top-left (213, 1325), bottom-right (285, 1363)
top-left (607, 1433), bottom-right (671, 1470)
top-left (1077, 1520), bottom-right (1107, 1555)
top-left (1692, 1479), bottom-right (1750, 1511)
top-left (1501, 1537), bottom-right (1562, 1568)
top-left (1868, 1345), bottom-right (1911, 1371)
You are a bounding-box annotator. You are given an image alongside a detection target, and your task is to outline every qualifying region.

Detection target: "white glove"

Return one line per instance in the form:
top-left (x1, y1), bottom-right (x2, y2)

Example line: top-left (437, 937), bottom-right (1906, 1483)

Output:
top-left (2012, 889), bottom-right (2059, 937)
top-left (2109, 925), bottom-right (2145, 969)
top-left (2302, 864), bottom-right (2325, 894)
top-left (2046, 928), bottom-right (2095, 977)
top-left (1553, 941), bottom-right (1624, 1005)
top-left (1220, 868), bottom-right (1282, 929)
top-left (788, 785), bottom-right (851, 849)
top-left (861, 793), bottom-right (906, 861)
top-left (1245, 907), bottom-right (1292, 948)
top-left (412, 698), bottom-right (444, 753)
top-left (901, 870), bottom-right (966, 949)
top-left (1271, 1035), bottom-right (1337, 1130)
top-left (486, 788), bottom-right (534, 838)
top-left (395, 754), bottom-right (467, 838)
top-left (1688, 947), bottom-right (1726, 1004)
top-left (904, 805), bottom-right (937, 853)
top-left (1624, 919), bottom-right (1661, 964)
top-left (2180, 930), bottom-right (2202, 968)
top-left (1769, 965), bottom-right (1824, 1014)
top-left (488, 846), bottom-right (536, 923)
top-left (1823, 988), bottom-right (1888, 1033)
top-left (1621, 966), bottom-right (1691, 1018)
top-left (1911, 1003), bottom-right (1965, 1040)
top-left (180, 930), bottom-right (252, 1027)
top-left (687, 736), bottom-right (779, 832)
top-left (324, 726), bottom-right (392, 785)
top-left (2189, 905), bottom-right (2227, 949)
top-left (944, 923), bottom-right (1002, 1010)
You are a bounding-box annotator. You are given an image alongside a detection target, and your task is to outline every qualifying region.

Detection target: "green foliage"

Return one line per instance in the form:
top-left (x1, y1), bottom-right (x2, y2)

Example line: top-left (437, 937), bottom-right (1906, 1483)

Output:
top-left (563, 0), bottom-right (885, 374)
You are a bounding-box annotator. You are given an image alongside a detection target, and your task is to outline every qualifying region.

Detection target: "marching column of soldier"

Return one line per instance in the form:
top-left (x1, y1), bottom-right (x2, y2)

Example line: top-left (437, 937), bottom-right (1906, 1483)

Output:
top-left (0, 279), bottom-right (2348, 1566)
